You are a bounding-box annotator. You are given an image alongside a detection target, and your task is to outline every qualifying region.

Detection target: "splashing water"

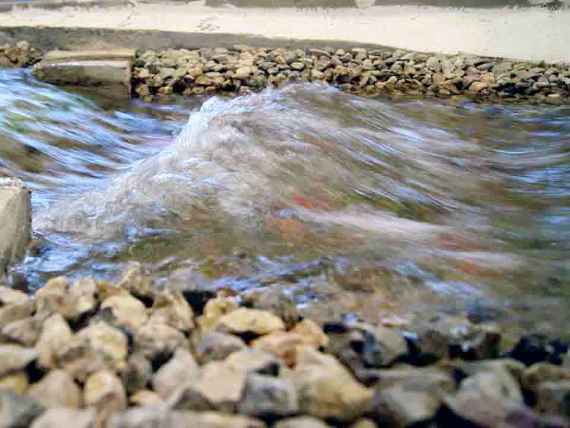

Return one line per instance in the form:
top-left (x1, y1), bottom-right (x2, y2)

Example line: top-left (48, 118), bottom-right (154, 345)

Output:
top-left (1, 69), bottom-right (569, 335)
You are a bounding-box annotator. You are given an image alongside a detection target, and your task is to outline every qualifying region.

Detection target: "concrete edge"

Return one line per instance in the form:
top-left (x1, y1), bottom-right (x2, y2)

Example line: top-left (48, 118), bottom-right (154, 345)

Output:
top-left (1, 25), bottom-right (561, 66)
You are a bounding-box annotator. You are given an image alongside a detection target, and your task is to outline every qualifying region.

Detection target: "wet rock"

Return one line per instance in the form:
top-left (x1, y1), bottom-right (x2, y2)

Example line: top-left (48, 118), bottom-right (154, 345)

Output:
top-left (149, 290), bottom-right (194, 332)
top-left (134, 321), bottom-right (187, 360)
top-left (0, 344), bottom-right (38, 376)
top-left (216, 308), bottom-right (285, 337)
top-left (0, 372), bottom-right (28, 395)
top-left (122, 352), bottom-right (152, 395)
top-left (101, 294), bottom-right (148, 331)
top-left (291, 346), bottom-right (373, 421)
top-left (535, 380), bottom-right (570, 418)
top-left (84, 370), bottom-right (127, 426)
top-left (508, 334), bottom-right (568, 366)
top-left (194, 331), bottom-right (246, 364)
top-left (239, 374), bottom-right (298, 418)
top-left (152, 348), bottom-right (199, 399)
top-left (0, 391), bottom-right (44, 428)
top-left (28, 370), bottom-right (82, 408)
top-left (274, 416), bottom-right (331, 428)
top-left (30, 408), bottom-right (96, 428)
top-left (444, 366), bottom-right (524, 427)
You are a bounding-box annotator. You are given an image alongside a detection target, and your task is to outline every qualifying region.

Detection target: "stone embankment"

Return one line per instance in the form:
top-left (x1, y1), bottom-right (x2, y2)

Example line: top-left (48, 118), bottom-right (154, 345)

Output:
top-left (0, 41), bottom-right (41, 68)
top-left (0, 263), bottom-right (569, 427)
top-left (132, 46), bottom-right (570, 103)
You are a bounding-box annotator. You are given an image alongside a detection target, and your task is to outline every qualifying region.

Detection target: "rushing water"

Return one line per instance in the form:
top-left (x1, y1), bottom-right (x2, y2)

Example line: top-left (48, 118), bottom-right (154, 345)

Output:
top-left (1, 69), bottom-right (569, 335)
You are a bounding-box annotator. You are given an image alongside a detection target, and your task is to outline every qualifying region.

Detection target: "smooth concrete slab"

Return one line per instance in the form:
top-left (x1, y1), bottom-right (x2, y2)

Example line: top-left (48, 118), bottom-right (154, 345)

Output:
top-left (33, 50), bottom-right (134, 97)
top-left (0, 178), bottom-right (31, 276)
top-left (0, 3), bottom-right (569, 63)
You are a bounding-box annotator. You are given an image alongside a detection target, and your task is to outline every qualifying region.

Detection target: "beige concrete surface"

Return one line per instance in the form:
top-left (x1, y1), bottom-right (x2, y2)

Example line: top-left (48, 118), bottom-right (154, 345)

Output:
top-left (0, 2), bottom-right (569, 63)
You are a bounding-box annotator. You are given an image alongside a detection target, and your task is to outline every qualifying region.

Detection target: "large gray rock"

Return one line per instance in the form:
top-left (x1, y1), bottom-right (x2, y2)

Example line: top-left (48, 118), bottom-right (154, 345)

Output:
top-left (0, 391), bottom-right (44, 428)
top-left (0, 178), bottom-right (31, 276)
top-left (32, 50), bottom-right (135, 99)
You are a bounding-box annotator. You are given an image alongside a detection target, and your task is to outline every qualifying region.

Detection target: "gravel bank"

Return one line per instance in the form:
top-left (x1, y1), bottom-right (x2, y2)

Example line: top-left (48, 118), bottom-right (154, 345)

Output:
top-left (0, 263), bottom-right (569, 427)
top-left (133, 46), bottom-right (570, 103)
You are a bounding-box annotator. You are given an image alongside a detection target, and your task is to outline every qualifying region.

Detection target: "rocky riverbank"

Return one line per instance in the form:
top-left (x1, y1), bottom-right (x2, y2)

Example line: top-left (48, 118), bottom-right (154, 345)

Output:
top-left (132, 46), bottom-right (570, 103)
top-left (0, 41), bottom-right (41, 68)
top-left (0, 263), bottom-right (569, 427)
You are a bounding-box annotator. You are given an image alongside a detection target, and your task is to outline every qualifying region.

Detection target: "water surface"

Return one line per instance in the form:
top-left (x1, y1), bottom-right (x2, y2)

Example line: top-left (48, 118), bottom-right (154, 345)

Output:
top-left (1, 69), bottom-right (568, 335)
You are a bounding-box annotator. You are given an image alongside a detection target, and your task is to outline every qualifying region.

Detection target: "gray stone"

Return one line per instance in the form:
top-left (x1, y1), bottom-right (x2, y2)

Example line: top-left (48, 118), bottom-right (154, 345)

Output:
top-left (535, 380), bottom-right (570, 418)
top-left (28, 370), bottom-right (82, 409)
top-left (31, 408), bottom-right (96, 428)
top-left (194, 331), bottom-right (246, 364)
top-left (32, 50), bottom-right (135, 99)
top-left (274, 416), bottom-right (331, 428)
top-left (444, 366), bottom-right (524, 427)
top-left (152, 348), bottom-right (199, 399)
top-left (0, 345), bottom-right (37, 377)
top-left (0, 391), bottom-right (44, 428)
top-left (122, 352), bottom-right (153, 394)
top-left (239, 374), bottom-right (299, 417)
top-left (0, 178), bottom-right (31, 276)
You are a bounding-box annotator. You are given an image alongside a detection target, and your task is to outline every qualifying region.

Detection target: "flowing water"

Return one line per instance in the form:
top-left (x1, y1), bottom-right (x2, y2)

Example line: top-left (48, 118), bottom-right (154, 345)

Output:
top-left (1, 69), bottom-right (569, 335)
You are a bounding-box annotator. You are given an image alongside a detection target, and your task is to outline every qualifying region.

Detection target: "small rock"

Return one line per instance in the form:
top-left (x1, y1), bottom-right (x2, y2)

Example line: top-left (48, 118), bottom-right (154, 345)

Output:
top-left (101, 294), bottom-right (148, 331)
top-left (444, 366), bottom-right (524, 427)
top-left (194, 331), bottom-right (246, 364)
top-left (28, 370), bottom-right (82, 408)
top-left (1, 317), bottom-right (40, 347)
top-left (522, 363), bottom-right (570, 393)
top-left (0, 372), bottom-right (28, 395)
top-left (292, 347), bottom-right (373, 422)
top-left (224, 348), bottom-right (282, 376)
top-left (0, 391), bottom-right (44, 428)
top-left (0, 301), bottom-right (33, 327)
top-left (0, 287), bottom-right (27, 306)
top-left (30, 408), bottom-right (96, 428)
top-left (243, 290), bottom-right (300, 328)
top-left (170, 361), bottom-right (246, 412)
top-left (84, 370), bottom-right (127, 426)
top-left (115, 263), bottom-right (153, 301)
top-left (150, 290), bottom-right (194, 332)
top-left (239, 374), bottom-right (298, 418)
top-left (152, 348), bottom-right (199, 399)
top-left (274, 416), bottom-right (331, 428)
top-left (535, 380), bottom-right (570, 418)
top-left (216, 308), bottom-right (285, 337)
top-left (77, 321), bottom-right (129, 371)
top-left (0, 344), bottom-right (38, 376)
top-left (198, 296), bottom-right (238, 331)
top-left (134, 321), bottom-right (187, 360)
top-left (129, 389), bottom-right (163, 407)
top-left (122, 352), bottom-right (152, 395)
